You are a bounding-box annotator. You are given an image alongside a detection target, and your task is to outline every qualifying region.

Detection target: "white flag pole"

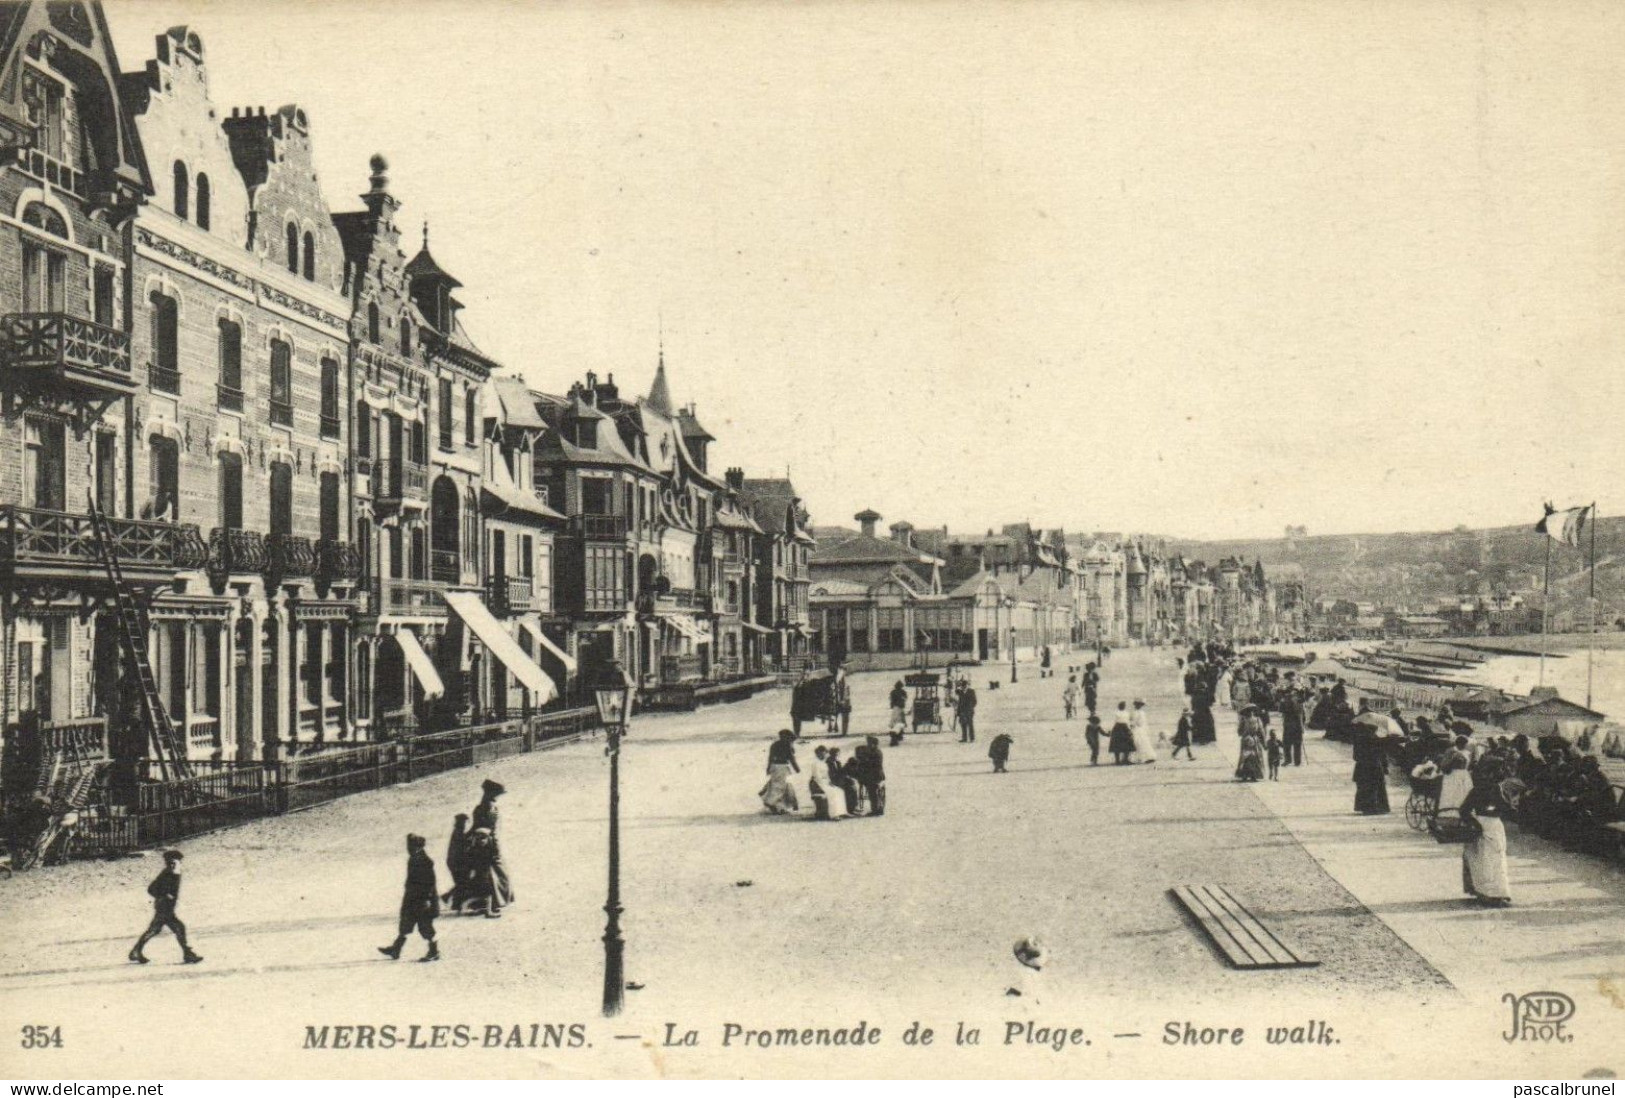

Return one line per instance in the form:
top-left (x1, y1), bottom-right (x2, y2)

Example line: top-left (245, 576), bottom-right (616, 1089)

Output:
top-left (1540, 533), bottom-right (1550, 690)
top-left (1587, 502), bottom-right (1596, 710)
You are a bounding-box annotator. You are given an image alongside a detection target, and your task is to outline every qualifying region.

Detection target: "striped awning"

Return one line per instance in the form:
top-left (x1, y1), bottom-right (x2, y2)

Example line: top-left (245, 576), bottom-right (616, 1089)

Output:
top-left (393, 628), bottom-right (445, 701)
top-left (443, 591), bottom-right (557, 703)
top-left (520, 617), bottom-right (578, 674)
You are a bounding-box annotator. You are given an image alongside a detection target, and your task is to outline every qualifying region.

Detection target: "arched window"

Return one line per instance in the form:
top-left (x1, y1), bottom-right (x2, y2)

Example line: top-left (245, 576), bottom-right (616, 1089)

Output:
top-left (22, 202), bottom-right (68, 238)
top-left (173, 161), bottom-right (189, 220)
top-left (302, 231), bottom-right (315, 281)
top-left (195, 173), bottom-right (211, 230)
top-left (367, 301), bottom-right (380, 343)
top-left (400, 318), bottom-right (412, 356)
top-left (286, 222), bottom-right (299, 273)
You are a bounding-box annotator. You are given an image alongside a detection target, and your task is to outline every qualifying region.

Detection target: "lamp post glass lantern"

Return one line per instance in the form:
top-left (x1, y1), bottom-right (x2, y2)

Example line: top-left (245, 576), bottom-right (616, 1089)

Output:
top-left (593, 661), bottom-right (633, 1017)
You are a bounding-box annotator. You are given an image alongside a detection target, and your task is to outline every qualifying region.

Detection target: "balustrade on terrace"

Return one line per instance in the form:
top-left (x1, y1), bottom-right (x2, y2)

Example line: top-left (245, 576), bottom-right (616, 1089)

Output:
top-left (0, 505), bottom-right (205, 580)
top-left (2, 312), bottom-right (134, 395)
top-left (379, 577), bottom-right (448, 618)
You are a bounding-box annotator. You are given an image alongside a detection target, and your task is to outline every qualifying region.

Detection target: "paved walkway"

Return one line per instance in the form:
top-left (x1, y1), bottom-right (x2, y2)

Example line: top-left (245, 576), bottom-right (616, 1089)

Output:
top-left (1241, 720), bottom-right (1625, 996)
top-left (1, 647), bottom-right (1618, 1078)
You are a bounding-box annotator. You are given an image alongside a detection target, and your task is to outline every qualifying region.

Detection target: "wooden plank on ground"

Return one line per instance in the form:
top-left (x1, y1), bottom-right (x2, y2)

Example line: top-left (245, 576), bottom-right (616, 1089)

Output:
top-left (1170, 884), bottom-right (1319, 970)
top-left (1213, 885), bottom-right (1318, 968)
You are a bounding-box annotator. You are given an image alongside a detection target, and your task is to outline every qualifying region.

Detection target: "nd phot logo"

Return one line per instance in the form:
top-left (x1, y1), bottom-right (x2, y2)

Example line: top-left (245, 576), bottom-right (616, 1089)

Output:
top-left (1502, 991), bottom-right (1576, 1044)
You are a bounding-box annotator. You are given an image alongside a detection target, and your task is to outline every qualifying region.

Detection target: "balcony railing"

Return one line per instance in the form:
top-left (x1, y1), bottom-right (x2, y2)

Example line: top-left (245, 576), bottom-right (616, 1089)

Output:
top-left (209, 527), bottom-right (267, 575)
top-left (570, 513), bottom-right (627, 540)
top-left (487, 575), bottom-right (535, 616)
top-left (265, 533), bottom-right (316, 578)
top-left (270, 399), bottom-right (293, 427)
top-left (150, 364), bottom-right (180, 394)
top-left (660, 653), bottom-right (704, 684)
top-left (2, 312), bottom-right (133, 391)
top-left (0, 505), bottom-right (204, 574)
top-left (320, 412), bottom-right (341, 439)
top-left (379, 577), bottom-right (447, 618)
top-left (376, 459), bottom-right (428, 503)
top-left (217, 383), bottom-right (244, 413)
top-left (37, 716), bottom-right (108, 759)
top-left (316, 539), bottom-right (362, 584)
top-left (430, 549), bottom-right (460, 584)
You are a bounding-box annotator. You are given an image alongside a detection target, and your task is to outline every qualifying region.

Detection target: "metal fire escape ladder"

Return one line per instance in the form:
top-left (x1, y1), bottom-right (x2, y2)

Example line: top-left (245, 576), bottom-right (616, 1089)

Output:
top-left (87, 498), bottom-right (190, 781)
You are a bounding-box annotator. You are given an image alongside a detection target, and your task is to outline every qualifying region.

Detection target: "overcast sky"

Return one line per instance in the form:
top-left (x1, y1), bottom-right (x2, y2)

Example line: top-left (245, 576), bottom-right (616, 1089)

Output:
top-left (104, 1), bottom-right (1625, 541)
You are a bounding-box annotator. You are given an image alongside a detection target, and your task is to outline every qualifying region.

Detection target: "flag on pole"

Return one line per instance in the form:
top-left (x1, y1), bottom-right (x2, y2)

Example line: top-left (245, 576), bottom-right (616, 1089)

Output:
top-left (1535, 502), bottom-right (1593, 547)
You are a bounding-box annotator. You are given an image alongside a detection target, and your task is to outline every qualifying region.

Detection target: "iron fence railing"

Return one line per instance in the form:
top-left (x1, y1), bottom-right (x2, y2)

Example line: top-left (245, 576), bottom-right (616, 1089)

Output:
top-left (63, 709), bottom-right (601, 857)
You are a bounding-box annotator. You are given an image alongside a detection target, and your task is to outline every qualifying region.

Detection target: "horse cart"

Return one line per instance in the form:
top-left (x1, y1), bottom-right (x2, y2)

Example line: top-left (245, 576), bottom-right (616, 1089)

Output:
top-left (790, 670), bottom-right (845, 736)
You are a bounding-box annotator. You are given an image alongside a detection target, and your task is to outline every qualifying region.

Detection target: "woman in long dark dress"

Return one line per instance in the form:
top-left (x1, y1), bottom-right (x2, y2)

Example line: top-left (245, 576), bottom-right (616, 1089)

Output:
top-left (1191, 680), bottom-right (1217, 745)
top-left (1108, 703), bottom-right (1135, 764)
top-left (1352, 726), bottom-right (1391, 815)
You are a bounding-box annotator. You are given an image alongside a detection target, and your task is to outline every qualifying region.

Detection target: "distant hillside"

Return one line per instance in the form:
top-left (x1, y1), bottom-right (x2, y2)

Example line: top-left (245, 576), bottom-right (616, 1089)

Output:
top-left (1167, 515), bottom-right (1625, 624)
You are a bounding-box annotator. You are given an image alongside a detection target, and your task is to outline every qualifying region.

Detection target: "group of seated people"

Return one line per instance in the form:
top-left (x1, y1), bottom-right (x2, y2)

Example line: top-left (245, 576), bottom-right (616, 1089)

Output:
top-left (1511, 737), bottom-right (1622, 852)
top-left (1412, 721), bottom-right (1624, 854)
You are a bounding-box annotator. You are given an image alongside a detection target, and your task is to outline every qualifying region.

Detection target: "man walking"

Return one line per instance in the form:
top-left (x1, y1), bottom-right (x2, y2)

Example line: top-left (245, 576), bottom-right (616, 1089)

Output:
top-left (1082, 663), bottom-right (1100, 715)
top-left (379, 834), bottom-right (440, 962)
top-left (1279, 678), bottom-right (1306, 767)
top-left (855, 735), bottom-right (886, 816)
top-left (959, 683), bottom-right (978, 743)
top-left (129, 850), bottom-right (202, 965)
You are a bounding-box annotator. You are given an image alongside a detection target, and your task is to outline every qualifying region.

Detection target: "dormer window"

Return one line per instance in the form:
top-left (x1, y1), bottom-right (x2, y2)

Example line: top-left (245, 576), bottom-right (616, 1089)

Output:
top-left (400, 318), bottom-right (412, 356)
top-left (576, 420), bottom-right (597, 449)
top-left (367, 301), bottom-right (380, 343)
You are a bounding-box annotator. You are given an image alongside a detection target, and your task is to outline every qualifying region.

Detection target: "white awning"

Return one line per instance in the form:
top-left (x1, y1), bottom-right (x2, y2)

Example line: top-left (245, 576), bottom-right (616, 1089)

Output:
top-left (662, 613), bottom-right (705, 643)
top-left (394, 628), bottom-right (445, 701)
top-left (443, 590), bottom-right (558, 703)
top-left (520, 617), bottom-right (578, 674)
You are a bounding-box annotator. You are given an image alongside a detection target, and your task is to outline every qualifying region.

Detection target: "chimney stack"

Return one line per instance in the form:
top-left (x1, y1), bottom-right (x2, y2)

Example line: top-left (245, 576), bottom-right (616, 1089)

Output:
top-left (890, 520), bottom-right (915, 549)
top-left (855, 509), bottom-right (881, 539)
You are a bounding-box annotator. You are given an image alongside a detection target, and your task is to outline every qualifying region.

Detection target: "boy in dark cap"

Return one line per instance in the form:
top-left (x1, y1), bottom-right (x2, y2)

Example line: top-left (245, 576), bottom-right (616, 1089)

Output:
top-left (129, 850), bottom-right (202, 965)
top-left (379, 834), bottom-right (440, 962)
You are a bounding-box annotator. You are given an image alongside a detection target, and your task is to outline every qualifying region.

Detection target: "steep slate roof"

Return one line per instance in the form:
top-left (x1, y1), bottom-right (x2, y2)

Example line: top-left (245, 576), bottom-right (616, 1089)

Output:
top-left (532, 396), bottom-right (648, 469)
top-left (740, 478), bottom-right (813, 542)
top-left (490, 376), bottom-right (547, 430)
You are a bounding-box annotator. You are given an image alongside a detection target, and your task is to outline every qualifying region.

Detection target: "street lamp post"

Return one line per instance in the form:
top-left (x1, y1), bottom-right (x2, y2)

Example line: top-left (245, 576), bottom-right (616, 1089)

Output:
top-left (1009, 623), bottom-right (1018, 684)
top-left (592, 662), bottom-right (634, 1017)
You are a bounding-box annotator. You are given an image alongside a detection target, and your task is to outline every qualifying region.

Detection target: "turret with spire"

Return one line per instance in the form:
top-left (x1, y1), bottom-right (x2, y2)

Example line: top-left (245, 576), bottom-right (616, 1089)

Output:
top-left (405, 220), bottom-right (463, 334)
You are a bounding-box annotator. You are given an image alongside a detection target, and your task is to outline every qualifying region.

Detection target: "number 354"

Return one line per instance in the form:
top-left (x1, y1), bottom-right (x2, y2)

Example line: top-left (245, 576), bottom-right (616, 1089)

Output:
top-left (20, 1025), bottom-right (63, 1048)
